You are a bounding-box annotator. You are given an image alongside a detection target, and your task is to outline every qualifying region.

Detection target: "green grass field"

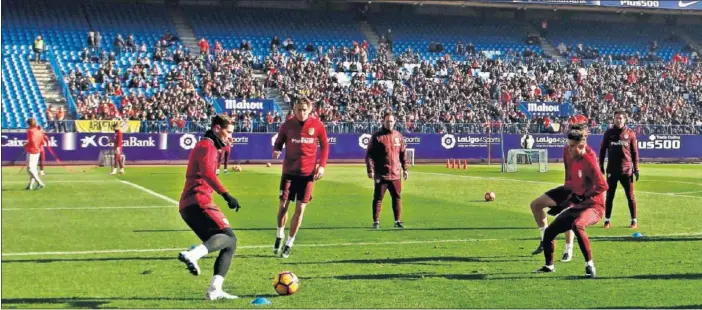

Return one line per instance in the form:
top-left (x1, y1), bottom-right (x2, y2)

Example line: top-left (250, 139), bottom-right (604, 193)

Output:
top-left (2, 163), bottom-right (702, 309)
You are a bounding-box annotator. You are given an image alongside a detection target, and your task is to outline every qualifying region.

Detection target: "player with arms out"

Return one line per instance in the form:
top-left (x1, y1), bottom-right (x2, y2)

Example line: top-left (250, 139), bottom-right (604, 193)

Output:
top-left (272, 98), bottom-right (329, 258)
top-left (534, 124), bottom-right (608, 278)
top-left (110, 124), bottom-right (125, 175)
top-left (217, 137), bottom-right (232, 175)
top-left (176, 114), bottom-right (243, 300)
top-left (528, 144), bottom-right (577, 262)
top-left (365, 112), bottom-right (409, 229)
top-left (24, 118), bottom-right (46, 190)
top-left (599, 110), bottom-right (640, 228)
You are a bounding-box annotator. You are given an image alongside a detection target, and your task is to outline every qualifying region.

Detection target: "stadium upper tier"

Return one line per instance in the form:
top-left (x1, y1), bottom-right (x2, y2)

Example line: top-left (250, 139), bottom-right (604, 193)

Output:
top-left (2, 55), bottom-right (46, 129)
top-left (546, 20), bottom-right (684, 61)
top-left (368, 14), bottom-right (543, 61)
top-left (183, 7), bottom-right (376, 61)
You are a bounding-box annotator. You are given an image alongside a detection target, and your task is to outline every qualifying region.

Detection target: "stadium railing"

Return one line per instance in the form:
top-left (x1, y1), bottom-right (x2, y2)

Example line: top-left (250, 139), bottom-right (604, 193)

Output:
top-left (46, 46), bottom-right (79, 118)
top-left (38, 120), bottom-right (702, 135)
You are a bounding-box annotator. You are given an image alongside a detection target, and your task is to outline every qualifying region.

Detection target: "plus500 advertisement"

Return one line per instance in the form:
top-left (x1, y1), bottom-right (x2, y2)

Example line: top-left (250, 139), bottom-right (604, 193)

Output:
top-left (1, 133), bottom-right (700, 163)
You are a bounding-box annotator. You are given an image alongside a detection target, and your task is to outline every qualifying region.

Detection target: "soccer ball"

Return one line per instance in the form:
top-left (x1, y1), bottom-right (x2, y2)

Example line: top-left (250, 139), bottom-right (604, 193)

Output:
top-left (233, 165), bottom-right (242, 172)
top-left (484, 191), bottom-right (496, 201)
top-left (273, 271), bottom-right (300, 296)
top-left (266, 162), bottom-right (272, 167)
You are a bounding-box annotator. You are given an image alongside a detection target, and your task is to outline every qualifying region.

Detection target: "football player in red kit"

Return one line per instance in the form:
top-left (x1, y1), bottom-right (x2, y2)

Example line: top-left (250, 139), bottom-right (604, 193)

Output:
top-left (365, 112), bottom-right (409, 229)
top-left (599, 110), bottom-right (640, 228)
top-left (176, 114), bottom-right (243, 300)
top-left (534, 124), bottom-right (608, 278)
top-left (528, 145), bottom-right (576, 262)
top-left (217, 137), bottom-right (232, 175)
top-left (110, 124), bottom-right (125, 175)
top-left (272, 98), bottom-right (329, 258)
top-left (24, 118), bottom-right (45, 190)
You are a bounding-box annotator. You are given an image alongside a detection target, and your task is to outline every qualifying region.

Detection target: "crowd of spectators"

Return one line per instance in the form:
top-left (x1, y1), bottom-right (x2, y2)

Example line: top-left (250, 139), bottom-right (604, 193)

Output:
top-left (57, 29), bottom-right (702, 135)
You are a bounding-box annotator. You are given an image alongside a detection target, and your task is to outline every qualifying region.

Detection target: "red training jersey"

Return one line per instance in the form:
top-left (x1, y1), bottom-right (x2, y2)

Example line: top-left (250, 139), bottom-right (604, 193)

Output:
top-left (273, 116), bottom-right (329, 176)
top-left (25, 127), bottom-right (44, 154)
top-left (599, 126), bottom-right (639, 175)
top-left (179, 138), bottom-right (228, 210)
top-left (562, 146), bottom-right (573, 191)
top-left (568, 146), bottom-right (608, 211)
top-left (114, 130), bottom-right (123, 149)
top-left (365, 128), bottom-right (408, 181)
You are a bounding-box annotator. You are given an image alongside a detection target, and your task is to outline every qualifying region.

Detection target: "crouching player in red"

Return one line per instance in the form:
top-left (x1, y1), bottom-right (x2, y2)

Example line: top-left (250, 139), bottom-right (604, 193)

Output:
top-left (216, 138), bottom-right (232, 175)
top-left (272, 98), bottom-right (329, 258)
top-left (535, 124), bottom-right (608, 278)
top-left (110, 124), bottom-right (125, 175)
top-left (365, 112), bottom-right (409, 229)
top-left (529, 145), bottom-right (576, 262)
top-left (177, 114), bottom-right (243, 300)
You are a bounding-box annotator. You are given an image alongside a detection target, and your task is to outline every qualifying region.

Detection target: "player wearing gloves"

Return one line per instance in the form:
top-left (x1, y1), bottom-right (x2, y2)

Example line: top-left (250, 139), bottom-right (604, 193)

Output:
top-left (599, 110), bottom-right (640, 229)
top-left (535, 124), bottom-right (608, 278)
top-left (177, 114), bottom-right (243, 300)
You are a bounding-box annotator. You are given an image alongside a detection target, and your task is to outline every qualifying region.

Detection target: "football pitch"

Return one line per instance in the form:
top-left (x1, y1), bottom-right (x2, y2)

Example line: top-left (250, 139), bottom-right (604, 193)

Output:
top-left (2, 164), bottom-right (701, 309)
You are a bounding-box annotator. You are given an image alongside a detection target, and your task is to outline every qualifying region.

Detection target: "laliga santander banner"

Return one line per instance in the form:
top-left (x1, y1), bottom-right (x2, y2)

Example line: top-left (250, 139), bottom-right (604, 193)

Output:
top-left (1, 133), bottom-right (701, 163)
top-left (74, 120), bottom-right (141, 133)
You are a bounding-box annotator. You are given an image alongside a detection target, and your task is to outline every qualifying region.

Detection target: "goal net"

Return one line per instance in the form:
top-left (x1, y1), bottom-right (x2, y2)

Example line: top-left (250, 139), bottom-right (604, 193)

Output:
top-left (406, 148), bottom-right (415, 166)
top-left (504, 149), bottom-right (548, 173)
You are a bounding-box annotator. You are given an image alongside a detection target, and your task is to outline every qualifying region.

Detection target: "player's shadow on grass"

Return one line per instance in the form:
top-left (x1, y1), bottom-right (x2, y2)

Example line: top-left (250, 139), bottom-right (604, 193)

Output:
top-left (1, 294), bottom-right (280, 308)
top-left (590, 236), bottom-right (702, 242)
top-left (285, 256), bottom-right (529, 266)
top-left (311, 272), bottom-right (487, 281)
top-left (0, 254), bottom-right (268, 264)
top-left (133, 227), bottom-right (368, 233)
top-left (568, 273), bottom-right (702, 281)
top-left (375, 226), bottom-right (533, 232)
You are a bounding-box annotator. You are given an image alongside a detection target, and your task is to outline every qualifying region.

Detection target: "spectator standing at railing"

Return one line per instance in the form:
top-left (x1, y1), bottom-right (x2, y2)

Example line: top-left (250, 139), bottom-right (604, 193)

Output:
top-left (45, 106), bottom-right (55, 132)
top-left (56, 107), bottom-right (66, 133)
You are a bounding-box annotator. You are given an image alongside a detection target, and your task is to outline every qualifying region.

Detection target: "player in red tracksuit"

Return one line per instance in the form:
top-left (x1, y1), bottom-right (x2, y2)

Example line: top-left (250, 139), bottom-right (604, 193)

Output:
top-left (24, 118), bottom-right (45, 190)
top-left (534, 124), bottom-right (608, 278)
top-left (176, 114), bottom-right (243, 301)
top-left (365, 112), bottom-right (409, 229)
top-left (217, 138), bottom-right (232, 175)
top-left (599, 110), bottom-right (640, 229)
top-left (111, 124), bottom-right (125, 175)
top-left (528, 145), bottom-right (576, 262)
top-left (272, 98), bottom-right (329, 258)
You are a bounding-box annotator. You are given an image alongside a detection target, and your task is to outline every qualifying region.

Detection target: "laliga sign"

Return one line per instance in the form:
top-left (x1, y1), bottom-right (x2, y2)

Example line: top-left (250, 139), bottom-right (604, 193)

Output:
top-left (441, 134), bottom-right (500, 149)
top-left (1, 135), bottom-right (59, 148)
top-left (358, 134), bottom-right (372, 149)
top-left (180, 133), bottom-right (200, 150)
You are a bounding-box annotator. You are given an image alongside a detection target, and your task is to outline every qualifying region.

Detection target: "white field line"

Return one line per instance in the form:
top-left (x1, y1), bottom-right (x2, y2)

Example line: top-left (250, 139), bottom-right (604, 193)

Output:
top-left (3, 232), bottom-right (701, 257)
top-left (416, 172), bottom-right (702, 199)
top-left (0, 238), bottom-right (498, 257)
top-left (670, 190), bottom-right (702, 195)
top-left (2, 180), bottom-right (118, 184)
top-left (639, 180), bottom-right (702, 187)
top-left (1, 205), bottom-right (173, 211)
top-left (119, 180), bottom-right (179, 205)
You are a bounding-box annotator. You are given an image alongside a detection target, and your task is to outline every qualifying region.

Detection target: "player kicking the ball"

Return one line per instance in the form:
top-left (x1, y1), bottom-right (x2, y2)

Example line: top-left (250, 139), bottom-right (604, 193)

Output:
top-left (365, 112), bottom-right (409, 229)
top-left (177, 114), bottom-right (243, 300)
top-left (272, 98), bottom-right (329, 258)
top-left (529, 144), bottom-right (577, 262)
top-left (599, 110), bottom-right (640, 229)
top-left (534, 124), bottom-right (608, 278)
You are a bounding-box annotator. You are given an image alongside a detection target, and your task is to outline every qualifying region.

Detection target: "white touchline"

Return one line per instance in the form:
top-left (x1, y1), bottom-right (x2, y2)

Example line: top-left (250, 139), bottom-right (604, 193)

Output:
top-left (2, 180), bottom-right (118, 184)
top-left (416, 172), bottom-right (702, 199)
top-left (0, 239), bottom-right (498, 256)
top-left (2, 233), bottom-right (700, 257)
top-left (670, 190), bottom-right (702, 195)
top-left (120, 180), bottom-right (179, 205)
top-left (1, 206), bottom-right (173, 211)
